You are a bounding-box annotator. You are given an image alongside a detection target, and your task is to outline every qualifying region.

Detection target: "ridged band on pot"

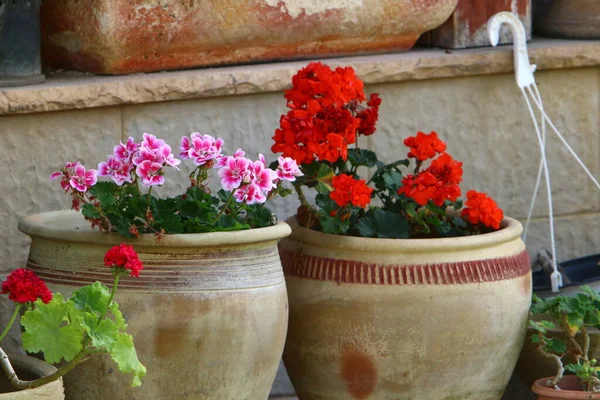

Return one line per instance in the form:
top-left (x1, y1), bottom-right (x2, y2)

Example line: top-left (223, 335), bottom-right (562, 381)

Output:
top-left (18, 210), bottom-right (291, 400)
top-left (532, 375), bottom-right (599, 399)
top-left (279, 217), bottom-right (531, 400)
top-left (40, 0), bottom-right (459, 74)
top-left (0, 354), bottom-right (64, 399)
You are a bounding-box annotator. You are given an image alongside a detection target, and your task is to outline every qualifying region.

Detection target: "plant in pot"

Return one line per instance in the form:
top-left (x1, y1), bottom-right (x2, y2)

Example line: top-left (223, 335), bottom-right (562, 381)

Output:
top-left (0, 245), bottom-right (144, 399)
top-left (18, 133), bottom-right (300, 399)
top-left (272, 62), bottom-right (531, 399)
top-left (529, 286), bottom-right (600, 399)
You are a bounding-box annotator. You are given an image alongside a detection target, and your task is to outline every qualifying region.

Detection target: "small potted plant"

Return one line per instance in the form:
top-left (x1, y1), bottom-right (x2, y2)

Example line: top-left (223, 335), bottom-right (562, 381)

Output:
top-left (0, 245), bottom-right (145, 399)
top-left (273, 62), bottom-right (532, 399)
top-left (529, 286), bottom-right (600, 399)
top-left (18, 133), bottom-right (299, 398)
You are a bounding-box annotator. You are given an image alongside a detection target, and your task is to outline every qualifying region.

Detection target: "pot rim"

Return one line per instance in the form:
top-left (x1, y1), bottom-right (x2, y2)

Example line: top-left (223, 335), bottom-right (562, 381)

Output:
top-left (531, 375), bottom-right (600, 398)
top-left (287, 215), bottom-right (523, 253)
top-left (19, 210), bottom-right (291, 247)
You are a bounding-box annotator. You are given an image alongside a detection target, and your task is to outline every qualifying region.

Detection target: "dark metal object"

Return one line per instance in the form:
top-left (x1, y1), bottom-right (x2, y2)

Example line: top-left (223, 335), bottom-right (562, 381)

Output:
top-left (0, 0), bottom-right (44, 87)
top-left (534, 0), bottom-right (600, 39)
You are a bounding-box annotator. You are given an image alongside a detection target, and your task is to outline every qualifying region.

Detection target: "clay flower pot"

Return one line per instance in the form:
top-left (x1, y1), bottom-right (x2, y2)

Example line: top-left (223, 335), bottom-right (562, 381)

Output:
top-left (40, 0), bottom-right (459, 74)
top-left (532, 375), bottom-right (600, 399)
top-left (18, 210), bottom-right (290, 400)
top-left (279, 216), bottom-right (531, 399)
top-left (0, 354), bottom-right (64, 399)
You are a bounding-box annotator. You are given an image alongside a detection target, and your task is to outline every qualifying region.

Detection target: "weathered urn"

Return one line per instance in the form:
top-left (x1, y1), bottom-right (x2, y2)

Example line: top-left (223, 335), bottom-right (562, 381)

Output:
top-left (18, 210), bottom-right (290, 400)
top-left (40, 0), bottom-right (459, 74)
top-left (279, 216), bottom-right (532, 400)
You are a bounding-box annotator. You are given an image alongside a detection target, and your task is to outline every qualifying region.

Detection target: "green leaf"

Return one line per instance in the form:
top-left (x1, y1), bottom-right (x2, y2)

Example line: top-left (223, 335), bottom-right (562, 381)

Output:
top-left (373, 209), bottom-right (410, 239)
top-left (90, 181), bottom-right (119, 196)
top-left (347, 148), bottom-right (380, 168)
top-left (110, 302), bottom-right (127, 330)
top-left (315, 181), bottom-right (332, 195)
top-left (559, 297), bottom-right (581, 314)
top-left (159, 213), bottom-right (184, 234)
top-left (109, 333), bottom-right (146, 387)
top-left (356, 215), bottom-right (378, 238)
top-left (21, 294), bottom-right (85, 364)
top-left (316, 164), bottom-right (334, 181)
top-left (530, 294), bottom-right (548, 314)
top-left (567, 313), bottom-right (584, 333)
top-left (582, 286), bottom-right (600, 302)
top-left (214, 214), bottom-right (250, 232)
top-left (97, 193), bottom-right (116, 207)
top-left (90, 319), bottom-right (119, 351)
top-left (70, 281), bottom-right (111, 316)
top-left (545, 338), bottom-right (567, 354)
top-left (82, 204), bottom-right (101, 219)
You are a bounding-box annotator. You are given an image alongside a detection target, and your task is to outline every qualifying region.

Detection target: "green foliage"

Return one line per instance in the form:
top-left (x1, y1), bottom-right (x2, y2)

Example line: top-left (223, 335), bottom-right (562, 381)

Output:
top-left (529, 286), bottom-right (600, 391)
top-left (20, 282), bottom-right (145, 387)
top-left (87, 182), bottom-right (276, 237)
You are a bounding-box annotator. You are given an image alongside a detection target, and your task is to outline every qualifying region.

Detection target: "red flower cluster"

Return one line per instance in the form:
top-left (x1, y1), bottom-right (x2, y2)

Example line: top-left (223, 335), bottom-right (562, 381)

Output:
top-left (104, 244), bottom-right (144, 278)
top-left (404, 131), bottom-right (447, 161)
top-left (1, 269), bottom-right (52, 304)
top-left (330, 174), bottom-right (373, 209)
top-left (272, 62), bottom-right (381, 165)
top-left (462, 190), bottom-right (504, 229)
top-left (399, 151), bottom-right (463, 206)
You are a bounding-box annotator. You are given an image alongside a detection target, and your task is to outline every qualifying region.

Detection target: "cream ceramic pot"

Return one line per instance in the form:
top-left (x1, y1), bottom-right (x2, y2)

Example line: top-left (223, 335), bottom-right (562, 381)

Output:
top-left (279, 217), bottom-right (532, 400)
top-left (18, 210), bottom-right (290, 400)
top-left (0, 354), bottom-right (64, 399)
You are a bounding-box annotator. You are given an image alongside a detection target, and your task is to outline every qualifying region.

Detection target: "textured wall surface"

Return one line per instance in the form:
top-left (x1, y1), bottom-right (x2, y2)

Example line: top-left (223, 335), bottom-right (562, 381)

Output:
top-left (0, 66), bottom-right (599, 396)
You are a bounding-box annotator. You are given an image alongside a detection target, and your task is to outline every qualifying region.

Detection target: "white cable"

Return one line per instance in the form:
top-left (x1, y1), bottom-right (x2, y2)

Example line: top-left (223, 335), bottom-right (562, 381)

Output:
top-left (521, 86), bottom-right (561, 292)
top-left (523, 84), bottom-right (546, 242)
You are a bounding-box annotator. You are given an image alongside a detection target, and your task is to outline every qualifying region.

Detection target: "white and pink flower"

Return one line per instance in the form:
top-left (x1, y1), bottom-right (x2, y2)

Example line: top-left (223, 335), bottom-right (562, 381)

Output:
top-left (218, 156), bottom-right (251, 191)
top-left (180, 133), bottom-right (224, 166)
top-left (98, 156), bottom-right (132, 186)
top-left (252, 156), bottom-right (278, 192)
top-left (276, 156), bottom-right (303, 182)
top-left (113, 138), bottom-right (139, 162)
top-left (69, 164), bottom-right (98, 192)
top-left (233, 183), bottom-right (266, 205)
top-left (135, 160), bottom-right (165, 186)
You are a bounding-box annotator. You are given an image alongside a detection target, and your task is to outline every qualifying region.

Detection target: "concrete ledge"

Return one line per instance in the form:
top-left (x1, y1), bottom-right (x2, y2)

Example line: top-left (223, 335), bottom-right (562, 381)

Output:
top-left (0, 38), bottom-right (599, 116)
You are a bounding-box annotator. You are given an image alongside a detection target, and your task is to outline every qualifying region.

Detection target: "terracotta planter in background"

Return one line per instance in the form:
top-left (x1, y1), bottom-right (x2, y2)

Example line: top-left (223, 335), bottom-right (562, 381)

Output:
top-left (40, 0), bottom-right (459, 75)
top-left (0, 354), bottom-right (64, 399)
top-left (279, 216), bottom-right (531, 400)
top-left (533, 0), bottom-right (600, 39)
top-left (18, 210), bottom-right (290, 400)
top-left (532, 375), bottom-right (599, 399)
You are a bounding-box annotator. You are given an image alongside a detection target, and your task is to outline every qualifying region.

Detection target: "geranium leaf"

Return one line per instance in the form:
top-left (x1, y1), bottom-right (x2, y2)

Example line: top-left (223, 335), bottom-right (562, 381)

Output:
top-left (70, 281), bottom-right (111, 316)
top-left (109, 333), bottom-right (146, 387)
top-left (110, 302), bottom-right (127, 330)
top-left (21, 293), bottom-right (85, 364)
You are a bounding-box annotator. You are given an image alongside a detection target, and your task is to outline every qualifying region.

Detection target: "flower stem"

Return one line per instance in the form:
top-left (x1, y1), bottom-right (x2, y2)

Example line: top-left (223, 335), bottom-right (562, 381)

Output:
top-left (0, 304), bottom-right (21, 343)
top-left (292, 182), bottom-right (311, 210)
top-left (146, 186), bottom-right (153, 209)
top-left (98, 274), bottom-right (120, 324)
top-left (0, 345), bottom-right (91, 390)
top-left (213, 191), bottom-right (235, 223)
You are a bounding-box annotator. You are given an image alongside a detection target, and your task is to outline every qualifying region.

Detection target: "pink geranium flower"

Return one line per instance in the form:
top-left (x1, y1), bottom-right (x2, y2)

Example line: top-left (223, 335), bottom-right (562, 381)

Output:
top-left (181, 133), bottom-right (224, 166)
top-left (234, 183), bottom-right (266, 205)
top-left (218, 156), bottom-right (251, 191)
top-left (114, 138), bottom-right (139, 162)
top-left (159, 145), bottom-right (181, 170)
top-left (98, 156), bottom-right (132, 186)
top-left (216, 148), bottom-right (245, 168)
top-left (69, 164), bottom-right (98, 192)
top-left (135, 160), bottom-right (165, 186)
top-left (276, 156), bottom-right (303, 182)
top-left (140, 133), bottom-right (165, 150)
top-left (251, 157), bottom-right (278, 192)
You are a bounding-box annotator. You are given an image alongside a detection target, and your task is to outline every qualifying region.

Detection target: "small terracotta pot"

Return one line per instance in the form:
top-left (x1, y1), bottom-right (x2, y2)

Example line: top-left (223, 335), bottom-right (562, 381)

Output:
top-left (532, 375), bottom-right (600, 399)
top-left (0, 354), bottom-right (64, 399)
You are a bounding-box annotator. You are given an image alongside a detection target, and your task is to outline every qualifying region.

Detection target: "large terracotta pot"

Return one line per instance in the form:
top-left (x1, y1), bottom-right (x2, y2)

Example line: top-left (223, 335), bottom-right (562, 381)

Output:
top-left (0, 354), bottom-right (64, 399)
top-left (18, 210), bottom-right (290, 400)
top-left (279, 216), bottom-right (531, 400)
top-left (532, 375), bottom-right (599, 399)
top-left (40, 0), bottom-right (459, 74)
top-left (533, 0), bottom-right (600, 39)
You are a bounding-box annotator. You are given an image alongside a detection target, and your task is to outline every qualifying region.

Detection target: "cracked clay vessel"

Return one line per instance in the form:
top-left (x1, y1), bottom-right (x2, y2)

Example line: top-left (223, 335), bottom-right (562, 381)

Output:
top-left (40, 0), bottom-right (459, 74)
top-left (18, 210), bottom-right (290, 400)
top-left (279, 216), bottom-right (531, 400)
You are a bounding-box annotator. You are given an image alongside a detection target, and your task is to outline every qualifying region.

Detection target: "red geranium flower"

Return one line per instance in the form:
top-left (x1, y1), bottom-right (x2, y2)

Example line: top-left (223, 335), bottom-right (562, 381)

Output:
top-left (104, 244), bottom-right (144, 278)
top-left (356, 94), bottom-right (381, 136)
top-left (1, 269), bottom-right (52, 304)
top-left (398, 171), bottom-right (460, 207)
top-left (330, 174), bottom-right (373, 209)
top-left (461, 190), bottom-right (504, 230)
top-left (428, 153), bottom-right (463, 185)
top-left (404, 131), bottom-right (447, 161)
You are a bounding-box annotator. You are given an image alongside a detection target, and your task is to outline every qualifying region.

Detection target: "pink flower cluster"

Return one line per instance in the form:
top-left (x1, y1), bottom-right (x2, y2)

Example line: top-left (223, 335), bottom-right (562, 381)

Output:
top-left (100, 133), bottom-right (180, 187)
top-left (179, 133), bottom-right (224, 167)
top-left (215, 149), bottom-right (302, 205)
top-left (50, 161), bottom-right (98, 193)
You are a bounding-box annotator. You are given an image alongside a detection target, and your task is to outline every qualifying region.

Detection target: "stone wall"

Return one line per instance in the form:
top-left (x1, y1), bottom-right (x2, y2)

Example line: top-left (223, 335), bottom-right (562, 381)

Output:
top-left (1, 43), bottom-right (599, 397)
